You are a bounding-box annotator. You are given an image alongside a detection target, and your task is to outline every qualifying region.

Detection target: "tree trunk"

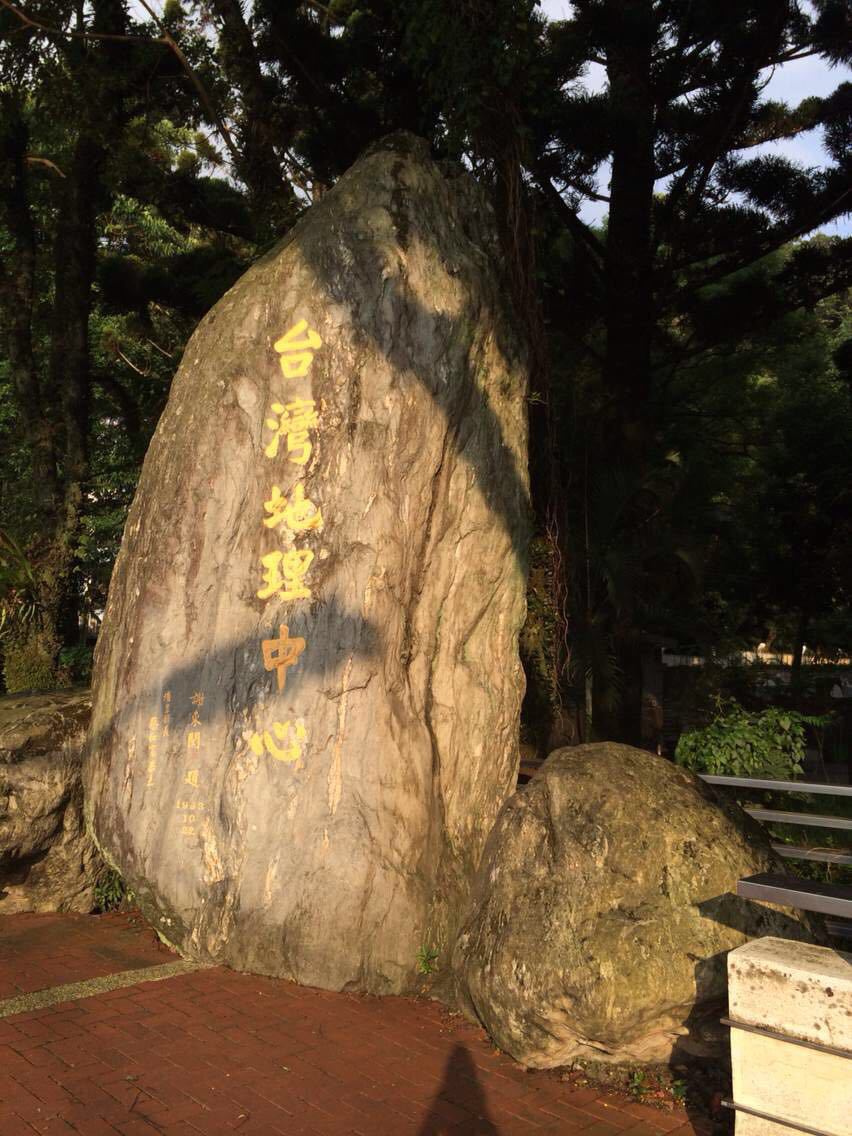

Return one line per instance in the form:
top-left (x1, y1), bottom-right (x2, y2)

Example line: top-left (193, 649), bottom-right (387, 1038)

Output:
top-left (209, 0), bottom-right (299, 235)
top-left (36, 129), bottom-right (102, 659)
top-left (0, 1), bottom-right (125, 688)
top-left (0, 99), bottom-right (59, 517)
top-left (603, 1), bottom-right (656, 438)
top-left (0, 101), bottom-right (67, 691)
top-left (42, 0), bottom-right (126, 653)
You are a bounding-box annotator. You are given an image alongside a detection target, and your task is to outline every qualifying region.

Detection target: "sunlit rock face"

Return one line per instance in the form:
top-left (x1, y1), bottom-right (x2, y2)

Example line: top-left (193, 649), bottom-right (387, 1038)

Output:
top-left (85, 134), bottom-right (530, 993)
top-left (453, 743), bottom-right (814, 1066)
top-left (1, 690), bottom-right (100, 914)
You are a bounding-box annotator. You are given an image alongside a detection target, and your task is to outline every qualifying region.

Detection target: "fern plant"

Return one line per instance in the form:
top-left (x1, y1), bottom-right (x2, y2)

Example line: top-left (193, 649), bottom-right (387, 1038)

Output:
top-left (94, 868), bottom-right (132, 913)
top-left (0, 528), bottom-right (41, 640)
top-left (416, 945), bottom-right (439, 975)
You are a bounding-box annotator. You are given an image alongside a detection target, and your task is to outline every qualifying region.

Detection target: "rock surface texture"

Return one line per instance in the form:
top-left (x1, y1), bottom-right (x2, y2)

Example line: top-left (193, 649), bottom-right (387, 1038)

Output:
top-left (453, 743), bottom-right (812, 1067)
top-left (85, 134), bottom-right (530, 992)
top-left (1, 690), bottom-right (100, 913)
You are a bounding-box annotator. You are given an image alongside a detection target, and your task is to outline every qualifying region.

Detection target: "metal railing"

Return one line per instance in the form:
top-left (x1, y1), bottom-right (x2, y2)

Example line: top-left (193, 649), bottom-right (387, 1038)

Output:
top-left (699, 773), bottom-right (852, 937)
top-left (706, 776), bottom-right (852, 1133)
top-left (720, 1014), bottom-right (851, 1135)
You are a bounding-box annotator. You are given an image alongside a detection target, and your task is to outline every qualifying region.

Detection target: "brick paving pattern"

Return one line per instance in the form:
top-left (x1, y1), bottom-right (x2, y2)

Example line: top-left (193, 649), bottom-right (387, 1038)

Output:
top-left (0, 914), bottom-right (708, 1136)
top-left (0, 914), bottom-right (169, 999)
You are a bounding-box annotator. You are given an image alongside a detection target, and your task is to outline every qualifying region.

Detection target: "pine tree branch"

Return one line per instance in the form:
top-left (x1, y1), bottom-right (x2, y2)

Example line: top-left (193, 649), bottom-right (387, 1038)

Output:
top-left (546, 164), bottom-right (610, 203)
top-left (665, 85), bottom-right (763, 229)
top-left (206, 0), bottom-right (305, 215)
top-left (660, 10), bottom-right (802, 250)
top-left (1, 0), bottom-right (242, 172)
top-left (25, 155), bottom-right (65, 177)
top-left (773, 48), bottom-right (822, 65)
top-left (680, 186), bottom-right (852, 286)
top-left (134, 0), bottom-right (241, 170)
top-left (0, 0), bottom-right (162, 43)
top-left (116, 349), bottom-right (146, 376)
top-left (655, 112), bottom-right (823, 181)
top-left (145, 338), bottom-right (173, 358)
top-left (528, 160), bottom-right (606, 266)
top-left (302, 0), bottom-right (335, 17)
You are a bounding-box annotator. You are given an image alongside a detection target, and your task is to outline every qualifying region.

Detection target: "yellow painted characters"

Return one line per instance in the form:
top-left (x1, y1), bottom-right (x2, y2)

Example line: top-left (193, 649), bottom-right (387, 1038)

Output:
top-left (257, 548), bottom-right (315, 601)
top-left (263, 398), bottom-right (318, 464)
top-left (250, 317), bottom-right (325, 769)
top-left (261, 623), bottom-right (306, 692)
top-left (262, 483), bottom-right (323, 533)
top-left (249, 719), bottom-right (307, 764)
top-left (274, 320), bottom-right (322, 379)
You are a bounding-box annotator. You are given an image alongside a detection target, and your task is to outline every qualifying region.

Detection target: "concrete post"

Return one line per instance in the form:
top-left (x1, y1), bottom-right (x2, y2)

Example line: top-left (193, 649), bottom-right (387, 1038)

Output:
top-left (727, 936), bottom-right (851, 1135)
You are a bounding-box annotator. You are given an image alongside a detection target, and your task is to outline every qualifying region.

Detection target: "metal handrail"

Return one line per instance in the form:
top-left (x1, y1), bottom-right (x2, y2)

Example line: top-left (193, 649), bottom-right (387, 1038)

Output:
top-left (721, 1098), bottom-right (841, 1136)
top-left (722, 1017), bottom-right (851, 1060)
top-left (699, 774), bottom-right (852, 796)
top-left (744, 807), bottom-right (852, 830)
top-left (737, 872), bottom-right (852, 919)
top-left (712, 775), bottom-right (851, 1136)
top-left (772, 843), bottom-right (852, 866)
top-left (701, 771), bottom-right (852, 934)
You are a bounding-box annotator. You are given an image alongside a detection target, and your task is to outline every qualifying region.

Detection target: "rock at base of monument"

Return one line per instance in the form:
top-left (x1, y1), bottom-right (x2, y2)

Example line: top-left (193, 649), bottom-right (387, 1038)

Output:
top-left (1, 690), bottom-right (101, 914)
top-left (452, 742), bottom-right (816, 1068)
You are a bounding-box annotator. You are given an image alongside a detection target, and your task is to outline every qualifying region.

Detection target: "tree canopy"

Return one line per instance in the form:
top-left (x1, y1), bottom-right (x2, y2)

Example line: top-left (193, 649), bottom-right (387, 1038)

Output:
top-left (1, 0), bottom-right (850, 742)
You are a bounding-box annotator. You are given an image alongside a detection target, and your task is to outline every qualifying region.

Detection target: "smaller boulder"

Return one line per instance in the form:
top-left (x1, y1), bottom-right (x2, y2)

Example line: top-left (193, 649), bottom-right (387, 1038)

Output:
top-left (453, 743), bottom-right (812, 1067)
top-left (1, 690), bottom-right (101, 913)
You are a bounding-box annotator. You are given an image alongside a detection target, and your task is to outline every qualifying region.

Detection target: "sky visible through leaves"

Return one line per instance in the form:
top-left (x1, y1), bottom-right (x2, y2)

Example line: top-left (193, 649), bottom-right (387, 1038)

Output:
top-left (122, 0), bottom-right (851, 236)
top-left (541, 0), bottom-right (852, 235)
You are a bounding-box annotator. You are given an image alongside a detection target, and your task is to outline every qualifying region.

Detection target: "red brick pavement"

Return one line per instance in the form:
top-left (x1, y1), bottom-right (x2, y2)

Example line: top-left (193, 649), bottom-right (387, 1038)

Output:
top-left (0, 914), bottom-right (709, 1136)
top-left (0, 913), bottom-right (168, 998)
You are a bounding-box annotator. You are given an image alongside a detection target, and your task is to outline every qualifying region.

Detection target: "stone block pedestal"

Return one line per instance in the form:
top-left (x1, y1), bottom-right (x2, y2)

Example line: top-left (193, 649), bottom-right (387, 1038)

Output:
top-left (727, 936), bottom-right (851, 1135)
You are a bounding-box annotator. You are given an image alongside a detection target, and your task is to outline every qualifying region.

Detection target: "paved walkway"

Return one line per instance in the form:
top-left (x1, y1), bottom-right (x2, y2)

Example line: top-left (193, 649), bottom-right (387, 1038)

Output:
top-left (0, 913), bottom-right (709, 1136)
top-left (0, 912), bottom-right (169, 998)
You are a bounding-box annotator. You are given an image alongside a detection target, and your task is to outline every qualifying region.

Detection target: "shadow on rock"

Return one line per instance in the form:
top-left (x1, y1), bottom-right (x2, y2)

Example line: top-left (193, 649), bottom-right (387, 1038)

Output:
top-left (670, 951), bottom-right (733, 1135)
top-left (671, 896), bottom-right (816, 1134)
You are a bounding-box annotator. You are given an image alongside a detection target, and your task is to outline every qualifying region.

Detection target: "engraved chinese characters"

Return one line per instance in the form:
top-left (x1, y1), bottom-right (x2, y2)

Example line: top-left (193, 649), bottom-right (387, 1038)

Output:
top-left (178, 711), bottom-right (204, 837)
top-left (263, 485), bottom-right (323, 533)
top-left (85, 134), bottom-right (530, 995)
top-left (273, 318), bottom-right (321, 378)
top-left (261, 625), bottom-right (305, 692)
top-left (251, 320), bottom-right (324, 764)
top-left (179, 691), bottom-right (205, 836)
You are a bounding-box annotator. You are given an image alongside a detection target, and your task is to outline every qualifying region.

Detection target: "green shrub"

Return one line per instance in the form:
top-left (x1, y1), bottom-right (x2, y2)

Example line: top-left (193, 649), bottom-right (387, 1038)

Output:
top-left (675, 699), bottom-right (828, 780)
top-left (94, 867), bottom-right (132, 912)
top-left (58, 643), bottom-right (94, 685)
top-left (2, 628), bottom-right (59, 692)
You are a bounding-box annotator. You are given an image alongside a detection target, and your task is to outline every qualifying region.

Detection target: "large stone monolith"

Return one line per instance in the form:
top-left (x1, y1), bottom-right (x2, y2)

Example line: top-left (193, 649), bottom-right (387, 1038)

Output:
top-left (84, 134), bottom-right (530, 992)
